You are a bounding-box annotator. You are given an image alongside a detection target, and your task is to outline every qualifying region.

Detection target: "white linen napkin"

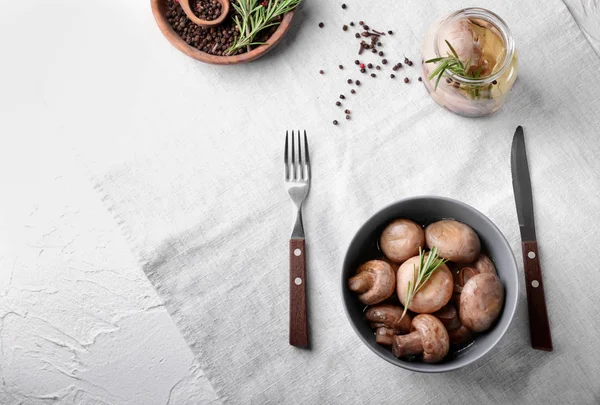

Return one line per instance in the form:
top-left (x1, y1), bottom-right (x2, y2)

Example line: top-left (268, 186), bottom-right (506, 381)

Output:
top-left (67, 0), bottom-right (600, 403)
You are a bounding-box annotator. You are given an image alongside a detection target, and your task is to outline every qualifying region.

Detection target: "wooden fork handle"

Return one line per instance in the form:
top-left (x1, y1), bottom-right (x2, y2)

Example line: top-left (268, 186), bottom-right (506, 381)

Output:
top-left (522, 241), bottom-right (553, 351)
top-left (289, 239), bottom-right (308, 348)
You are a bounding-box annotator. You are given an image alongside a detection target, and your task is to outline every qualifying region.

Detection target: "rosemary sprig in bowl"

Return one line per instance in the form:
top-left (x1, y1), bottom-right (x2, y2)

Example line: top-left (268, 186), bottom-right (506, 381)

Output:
top-left (400, 246), bottom-right (448, 321)
top-left (227, 0), bottom-right (301, 55)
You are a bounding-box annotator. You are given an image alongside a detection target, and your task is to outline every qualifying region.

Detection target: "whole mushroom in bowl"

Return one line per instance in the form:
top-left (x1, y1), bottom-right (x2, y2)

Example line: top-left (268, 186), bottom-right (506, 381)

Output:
top-left (347, 260), bottom-right (395, 305)
top-left (380, 219), bottom-right (425, 263)
top-left (364, 304), bottom-right (412, 346)
top-left (396, 254), bottom-right (453, 313)
top-left (392, 314), bottom-right (449, 363)
top-left (460, 273), bottom-right (505, 332)
top-left (425, 220), bottom-right (481, 263)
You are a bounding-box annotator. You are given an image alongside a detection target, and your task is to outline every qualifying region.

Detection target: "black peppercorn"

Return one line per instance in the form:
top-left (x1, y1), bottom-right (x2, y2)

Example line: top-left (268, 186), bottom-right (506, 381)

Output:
top-left (350, 89), bottom-right (356, 94)
top-left (382, 59), bottom-right (387, 65)
top-left (355, 60), bottom-right (360, 65)
top-left (347, 79), bottom-right (353, 84)
top-left (404, 77), bottom-right (409, 83)
top-left (336, 101), bottom-right (341, 106)
top-left (367, 63), bottom-right (373, 68)
top-left (379, 51), bottom-right (384, 56)
top-left (339, 65), bottom-right (343, 69)
top-left (388, 30), bottom-right (393, 35)
top-left (333, 120), bottom-right (338, 125)
top-left (340, 94), bottom-right (345, 99)
top-left (371, 73), bottom-right (376, 77)
top-left (355, 33), bottom-right (360, 38)
top-left (418, 77), bottom-right (422, 81)
top-left (342, 3), bottom-right (347, 9)
top-left (355, 80), bottom-right (361, 85)
top-left (346, 114), bottom-right (351, 120)
top-left (319, 70), bottom-right (324, 74)
top-left (390, 74), bottom-right (395, 79)
top-left (318, 22), bottom-right (324, 28)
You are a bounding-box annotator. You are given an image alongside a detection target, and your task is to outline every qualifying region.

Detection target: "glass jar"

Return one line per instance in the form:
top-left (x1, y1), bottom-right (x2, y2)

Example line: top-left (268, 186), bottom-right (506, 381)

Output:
top-left (421, 8), bottom-right (518, 117)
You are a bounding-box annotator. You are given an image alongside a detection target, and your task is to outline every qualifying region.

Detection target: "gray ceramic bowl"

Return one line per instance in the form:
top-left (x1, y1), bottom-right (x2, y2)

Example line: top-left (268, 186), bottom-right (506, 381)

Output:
top-left (341, 196), bottom-right (518, 372)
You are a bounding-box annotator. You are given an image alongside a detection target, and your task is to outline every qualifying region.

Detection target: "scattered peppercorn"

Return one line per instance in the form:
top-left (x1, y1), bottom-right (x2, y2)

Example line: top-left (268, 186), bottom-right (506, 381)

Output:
top-left (333, 120), bottom-right (338, 125)
top-left (492, 80), bottom-right (498, 85)
top-left (367, 63), bottom-right (373, 68)
top-left (379, 51), bottom-right (384, 56)
top-left (347, 79), bottom-right (353, 84)
top-left (382, 59), bottom-right (388, 64)
top-left (363, 25), bottom-right (370, 30)
top-left (371, 73), bottom-right (376, 77)
top-left (359, 21), bottom-right (364, 25)
top-left (350, 89), bottom-right (356, 94)
top-left (350, 22), bottom-right (355, 26)
top-left (355, 60), bottom-right (360, 65)
top-left (355, 80), bottom-right (361, 85)
top-left (336, 101), bottom-right (341, 106)
top-left (339, 64), bottom-right (344, 69)
top-left (388, 30), bottom-right (393, 35)
top-left (319, 22), bottom-right (324, 28)
top-left (404, 77), bottom-right (409, 83)
top-left (404, 57), bottom-right (409, 64)
top-left (340, 94), bottom-right (345, 99)
top-left (319, 70), bottom-right (324, 74)
top-left (390, 74), bottom-right (395, 79)
top-left (376, 66), bottom-right (381, 70)
top-left (343, 25), bottom-right (348, 31)
top-left (345, 109), bottom-right (351, 114)
top-left (418, 77), bottom-right (422, 81)
top-left (360, 68), bottom-right (366, 73)
top-left (346, 115), bottom-right (351, 120)
top-left (377, 42), bottom-right (382, 46)
top-left (371, 49), bottom-right (377, 53)
top-left (408, 61), bottom-right (413, 66)
top-left (355, 33), bottom-right (360, 38)
top-left (342, 3), bottom-right (347, 9)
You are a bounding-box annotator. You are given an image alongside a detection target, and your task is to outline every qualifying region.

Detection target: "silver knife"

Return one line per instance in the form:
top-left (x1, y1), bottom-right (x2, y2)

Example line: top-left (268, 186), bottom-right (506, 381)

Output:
top-left (511, 126), bottom-right (553, 351)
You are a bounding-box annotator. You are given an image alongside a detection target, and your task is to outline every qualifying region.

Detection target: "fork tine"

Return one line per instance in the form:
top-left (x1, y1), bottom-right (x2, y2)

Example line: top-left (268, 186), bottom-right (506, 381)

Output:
top-left (291, 130), bottom-right (296, 179)
top-left (297, 130), bottom-right (302, 171)
top-left (303, 130), bottom-right (310, 180)
top-left (284, 130), bottom-right (290, 180)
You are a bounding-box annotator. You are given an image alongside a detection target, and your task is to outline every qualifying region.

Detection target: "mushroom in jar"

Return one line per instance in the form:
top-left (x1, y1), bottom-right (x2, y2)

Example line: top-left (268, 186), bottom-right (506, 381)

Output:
top-left (396, 255), bottom-right (453, 313)
top-left (460, 273), bottom-right (505, 332)
top-left (425, 220), bottom-right (481, 263)
top-left (348, 260), bottom-right (395, 305)
top-left (380, 219), bottom-right (425, 264)
top-left (392, 314), bottom-right (449, 363)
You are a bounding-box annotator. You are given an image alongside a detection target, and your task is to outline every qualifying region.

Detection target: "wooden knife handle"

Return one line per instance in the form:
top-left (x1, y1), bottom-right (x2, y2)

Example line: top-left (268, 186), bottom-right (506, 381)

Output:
top-left (521, 241), bottom-right (553, 351)
top-left (289, 239), bottom-right (308, 348)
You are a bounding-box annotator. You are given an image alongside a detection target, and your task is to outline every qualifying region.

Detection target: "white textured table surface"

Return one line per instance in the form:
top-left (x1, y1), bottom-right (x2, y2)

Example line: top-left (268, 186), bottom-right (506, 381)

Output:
top-left (0, 1), bottom-right (598, 404)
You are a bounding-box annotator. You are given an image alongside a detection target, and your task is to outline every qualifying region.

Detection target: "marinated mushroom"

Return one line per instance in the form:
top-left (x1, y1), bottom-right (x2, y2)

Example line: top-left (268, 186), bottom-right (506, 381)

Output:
top-left (472, 254), bottom-right (497, 275)
top-left (392, 314), bottom-right (449, 363)
top-left (365, 304), bottom-right (412, 334)
top-left (425, 220), bottom-right (481, 263)
top-left (433, 304), bottom-right (474, 346)
top-left (348, 260), bottom-right (396, 305)
top-left (460, 273), bottom-right (505, 332)
top-left (380, 219), bottom-right (425, 263)
top-left (448, 325), bottom-right (473, 345)
top-left (375, 327), bottom-right (396, 346)
top-left (396, 255), bottom-right (453, 313)
top-left (433, 304), bottom-right (461, 331)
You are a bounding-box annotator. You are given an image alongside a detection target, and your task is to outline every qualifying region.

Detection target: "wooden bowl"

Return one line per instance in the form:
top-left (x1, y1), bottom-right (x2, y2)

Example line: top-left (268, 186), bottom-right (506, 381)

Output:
top-left (151, 0), bottom-right (295, 65)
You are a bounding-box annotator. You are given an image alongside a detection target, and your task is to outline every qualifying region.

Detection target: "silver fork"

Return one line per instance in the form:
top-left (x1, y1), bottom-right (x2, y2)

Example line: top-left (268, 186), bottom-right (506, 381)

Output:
top-left (284, 130), bottom-right (310, 348)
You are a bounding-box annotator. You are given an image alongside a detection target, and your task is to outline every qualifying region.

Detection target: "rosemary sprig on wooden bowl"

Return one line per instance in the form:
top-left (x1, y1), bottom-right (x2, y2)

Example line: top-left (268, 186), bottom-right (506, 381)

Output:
top-left (227, 0), bottom-right (301, 55)
top-left (400, 246), bottom-right (448, 321)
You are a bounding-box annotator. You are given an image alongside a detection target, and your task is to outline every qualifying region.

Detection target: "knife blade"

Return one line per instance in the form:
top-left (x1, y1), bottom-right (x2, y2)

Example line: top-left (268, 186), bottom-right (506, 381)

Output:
top-left (511, 126), bottom-right (553, 351)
